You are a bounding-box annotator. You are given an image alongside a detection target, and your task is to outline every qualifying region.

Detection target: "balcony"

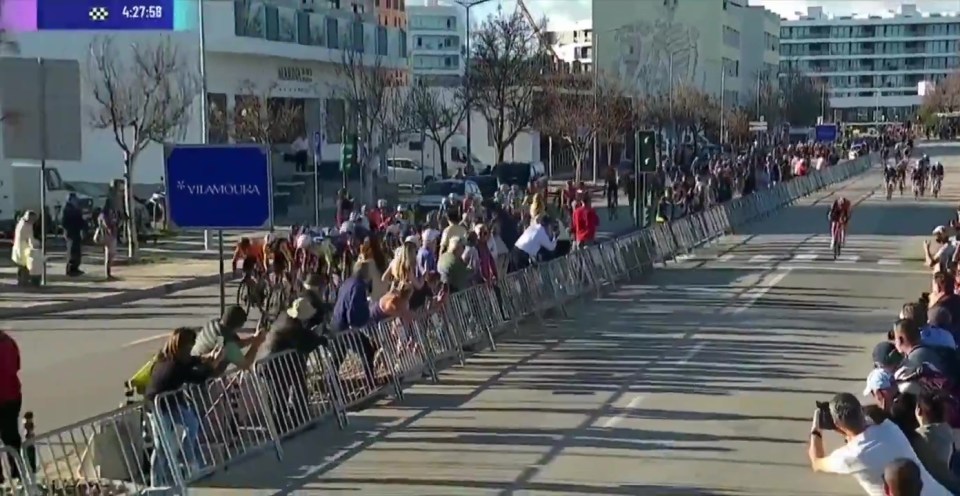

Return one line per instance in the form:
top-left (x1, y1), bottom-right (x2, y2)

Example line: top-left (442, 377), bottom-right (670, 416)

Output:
top-left (203, 1), bottom-right (408, 69)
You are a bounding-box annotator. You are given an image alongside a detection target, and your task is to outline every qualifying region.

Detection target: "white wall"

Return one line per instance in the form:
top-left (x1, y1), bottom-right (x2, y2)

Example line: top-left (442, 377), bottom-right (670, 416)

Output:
top-left (3, 31), bottom-right (202, 185)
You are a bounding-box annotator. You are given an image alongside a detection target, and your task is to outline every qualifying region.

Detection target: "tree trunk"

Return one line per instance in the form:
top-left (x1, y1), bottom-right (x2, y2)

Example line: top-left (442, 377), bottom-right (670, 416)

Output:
top-left (574, 157), bottom-right (582, 183)
top-left (122, 160), bottom-right (139, 261)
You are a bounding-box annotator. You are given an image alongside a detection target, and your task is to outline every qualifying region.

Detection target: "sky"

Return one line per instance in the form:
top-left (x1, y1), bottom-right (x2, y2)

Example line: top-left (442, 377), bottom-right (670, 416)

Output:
top-left (463, 0), bottom-right (960, 29)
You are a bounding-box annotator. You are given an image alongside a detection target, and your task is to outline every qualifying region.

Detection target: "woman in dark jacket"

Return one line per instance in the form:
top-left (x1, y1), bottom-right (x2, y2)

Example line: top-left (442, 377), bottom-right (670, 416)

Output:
top-left (145, 327), bottom-right (222, 487)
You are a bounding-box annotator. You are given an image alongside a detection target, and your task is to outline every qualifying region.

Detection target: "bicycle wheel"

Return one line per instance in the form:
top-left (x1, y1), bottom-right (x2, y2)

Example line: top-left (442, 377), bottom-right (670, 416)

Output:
top-left (236, 281), bottom-right (250, 314)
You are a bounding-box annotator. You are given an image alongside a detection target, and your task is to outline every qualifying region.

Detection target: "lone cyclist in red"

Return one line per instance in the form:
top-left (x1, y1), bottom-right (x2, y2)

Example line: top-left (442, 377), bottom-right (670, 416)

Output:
top-left (828, 196), bottom-right (851, 248)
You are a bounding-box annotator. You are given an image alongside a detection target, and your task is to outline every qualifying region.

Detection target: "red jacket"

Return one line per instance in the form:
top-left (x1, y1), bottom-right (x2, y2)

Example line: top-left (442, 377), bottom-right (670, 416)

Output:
top-left (572, 205), bottom-right (599, 243)
top-left (0, 332), bottom-right (21, 403)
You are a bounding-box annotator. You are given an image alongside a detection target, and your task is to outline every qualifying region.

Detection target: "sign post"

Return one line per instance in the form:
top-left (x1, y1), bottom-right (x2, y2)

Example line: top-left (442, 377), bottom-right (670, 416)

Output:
top-left (313, 129), bottom-right (322, 226)
top-left (164, 144), bottom-right (272, 313)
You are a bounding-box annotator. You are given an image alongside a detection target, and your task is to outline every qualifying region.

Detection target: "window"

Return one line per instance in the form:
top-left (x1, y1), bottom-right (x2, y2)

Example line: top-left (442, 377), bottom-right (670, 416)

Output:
top-left (325, 99), bottom-right (346, 144)
top-left (417, 36), bottom-right (422, 47)
top-left (207, 93), bottom-right (228, 143)
top-left (408, 141), bottom-right (423, 151)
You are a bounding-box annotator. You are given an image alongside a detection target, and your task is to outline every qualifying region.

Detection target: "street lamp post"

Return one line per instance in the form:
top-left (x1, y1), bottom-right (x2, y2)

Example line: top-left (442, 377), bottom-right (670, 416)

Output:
top-left (455, 0), bottom-right (492, 172)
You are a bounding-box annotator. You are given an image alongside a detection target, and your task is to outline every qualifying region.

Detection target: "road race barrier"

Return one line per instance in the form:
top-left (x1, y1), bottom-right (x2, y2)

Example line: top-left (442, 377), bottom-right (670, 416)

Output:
top-left (0, 154), bottom-right (873, 495)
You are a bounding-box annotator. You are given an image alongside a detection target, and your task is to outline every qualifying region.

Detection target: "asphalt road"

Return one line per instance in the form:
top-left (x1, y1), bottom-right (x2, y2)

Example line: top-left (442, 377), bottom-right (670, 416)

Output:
top-left (2, 208), bottom-right (637, 434)
top-left (177, 143), bottom-right (957, 495)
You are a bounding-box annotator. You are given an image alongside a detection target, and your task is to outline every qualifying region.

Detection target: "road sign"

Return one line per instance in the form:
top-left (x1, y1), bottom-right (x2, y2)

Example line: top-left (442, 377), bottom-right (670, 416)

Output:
top-left (0, 58), bottom-right (82, 161)
top-left (163, 144), bottom-right (272, 230)
top-left (815, 124), bottom-right (838, 143)
top-left (749, 121), bottom-right (768, 132)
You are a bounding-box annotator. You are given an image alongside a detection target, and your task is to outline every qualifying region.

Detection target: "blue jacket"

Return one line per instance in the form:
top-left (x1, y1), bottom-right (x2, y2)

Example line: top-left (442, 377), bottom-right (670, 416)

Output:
top-left (332, 276), bottom-right (370, 332)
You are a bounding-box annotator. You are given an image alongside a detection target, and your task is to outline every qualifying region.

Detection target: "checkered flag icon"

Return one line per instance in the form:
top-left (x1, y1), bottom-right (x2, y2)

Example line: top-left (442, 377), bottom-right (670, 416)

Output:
top-left (88, 6), bottom-right (109, 21)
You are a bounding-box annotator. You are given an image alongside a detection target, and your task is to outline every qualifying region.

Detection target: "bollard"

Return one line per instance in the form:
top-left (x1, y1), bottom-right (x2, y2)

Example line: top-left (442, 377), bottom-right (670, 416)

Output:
top-left (122, 380), bottom-right (135, 407)
top-left (22, 411), bottom-right (35, 476)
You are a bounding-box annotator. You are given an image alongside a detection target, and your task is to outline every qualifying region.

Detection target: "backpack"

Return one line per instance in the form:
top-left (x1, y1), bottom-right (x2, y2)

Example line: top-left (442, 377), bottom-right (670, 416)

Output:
top-left (904, 362), bottom-right (960, 428)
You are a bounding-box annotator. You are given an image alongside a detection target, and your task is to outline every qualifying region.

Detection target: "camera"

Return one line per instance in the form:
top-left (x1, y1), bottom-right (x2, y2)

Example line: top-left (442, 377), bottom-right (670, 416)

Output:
top-left (815, 401), bottom-right (836, 431)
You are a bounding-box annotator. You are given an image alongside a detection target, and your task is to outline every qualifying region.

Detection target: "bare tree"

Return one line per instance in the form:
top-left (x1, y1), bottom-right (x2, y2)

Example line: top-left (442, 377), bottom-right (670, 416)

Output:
top-left (745, 70), bottom-right (782, 125)
top-left (725, 107), bottom-right (752, 145)
top-left (672, 84), bottom-right (718, 152)
top-left (409, 85), bottom-right (468, 179)
top-left (208, 80), bottom-right (303, 146)
top-left (87, 35), bottom-right (198, 260)
top-left (468, 10), bottom-right (547, 164)
top-left (779, 68), bottom-right (828, 126)
top-left (542, 77), bottom-right (628, 182)
top-left (335, 37), bottom-right (412, 202)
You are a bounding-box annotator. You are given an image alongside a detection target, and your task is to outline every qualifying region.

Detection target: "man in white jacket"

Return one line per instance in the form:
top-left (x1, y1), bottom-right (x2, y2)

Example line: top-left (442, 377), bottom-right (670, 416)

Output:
top-left (11, 211), bottom-right (39, 286)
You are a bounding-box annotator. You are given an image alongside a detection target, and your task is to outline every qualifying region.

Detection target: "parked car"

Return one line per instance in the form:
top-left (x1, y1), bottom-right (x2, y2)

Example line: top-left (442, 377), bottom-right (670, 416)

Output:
top-left (466, 175), bottom-right (498, 200)
top-left (415, 179), bottom-right (481, 212)
top-left (493, 161), bottom-right (545, 188)
top-left (384, 158), bottom-right (437, 185)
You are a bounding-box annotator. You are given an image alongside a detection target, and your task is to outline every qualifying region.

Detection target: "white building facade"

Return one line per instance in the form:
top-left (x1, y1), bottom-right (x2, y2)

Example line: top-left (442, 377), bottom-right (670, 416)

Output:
top-left (780, 4), bottom-right (960, 124)
top-left (1, 0), bottom-right (408, 185)
top-left (407, 1), bottom-right (464, 86)
top-left (547, 20), bottom-right (593, 73)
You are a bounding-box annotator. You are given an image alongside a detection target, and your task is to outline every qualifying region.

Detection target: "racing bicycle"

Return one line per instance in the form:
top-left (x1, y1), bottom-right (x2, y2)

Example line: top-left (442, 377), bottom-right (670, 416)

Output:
top-left (933, 175), bottom-right (943, 198)
top-left (830, 221), bottom-right (845, 260)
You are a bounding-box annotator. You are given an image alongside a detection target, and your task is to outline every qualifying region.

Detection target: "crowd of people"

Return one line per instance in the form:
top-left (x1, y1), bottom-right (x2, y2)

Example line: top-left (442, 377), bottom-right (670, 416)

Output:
top-left (805, 210), bottom-right (960, 495)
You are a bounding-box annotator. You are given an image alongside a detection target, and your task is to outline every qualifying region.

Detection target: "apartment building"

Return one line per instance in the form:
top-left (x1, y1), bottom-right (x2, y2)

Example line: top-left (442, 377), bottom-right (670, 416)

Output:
top-left (1, 0), bottom-right (409, 183)
top-left (407, 1), bottom-right (464, 86)
top-left (546, 20), bottom-right (593, 73)
top-left (593, 0), bottom-right (779, 108)
top-left (780, 4), bottom-right (960, 124)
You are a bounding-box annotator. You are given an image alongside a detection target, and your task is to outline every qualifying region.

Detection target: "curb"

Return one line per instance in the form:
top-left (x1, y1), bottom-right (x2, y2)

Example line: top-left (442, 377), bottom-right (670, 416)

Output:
top-left (0, 273), bottom-right (224, 319)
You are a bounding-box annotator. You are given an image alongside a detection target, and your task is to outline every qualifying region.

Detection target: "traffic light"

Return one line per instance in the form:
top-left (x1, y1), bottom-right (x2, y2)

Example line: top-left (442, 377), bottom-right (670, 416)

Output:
top-left (635, 130), bottom-right (657, 173)
top-left (340, 134), bottom-right (357, 171)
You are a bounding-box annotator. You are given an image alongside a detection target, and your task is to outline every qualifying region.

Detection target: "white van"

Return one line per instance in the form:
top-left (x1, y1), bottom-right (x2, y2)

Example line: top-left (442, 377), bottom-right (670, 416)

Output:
top-left (388, 133), bottom-right (486, 182)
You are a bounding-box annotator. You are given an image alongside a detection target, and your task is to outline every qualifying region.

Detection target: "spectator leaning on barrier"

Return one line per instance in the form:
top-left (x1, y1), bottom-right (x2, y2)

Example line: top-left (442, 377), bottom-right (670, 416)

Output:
top-left (513, 214), bottom-right (557, 270)
top-left (893, 318), bottom-right (951, 377)
top-left (260, 297), bottom-right (324, 360)
top-left (192, 305), bottom-right (266, 374)
top-left (0, 329), bottom-right (22, 486)
top-left (912, 391), bottom-right (960, 490)
top-left (145, 327), bottom-right (223, 486)
top-left (332, 262), bottom-right (372, 332)
top-left (808, 393), bottom-right (950, 495)
top-left (885, 458), bottom-right (924, 496)
top-left (922, 306), bottom-right (957, 350)
top-left (438, 237), bottom-right (471, 293)
top-left (929, 272), bottom-right (960, 337)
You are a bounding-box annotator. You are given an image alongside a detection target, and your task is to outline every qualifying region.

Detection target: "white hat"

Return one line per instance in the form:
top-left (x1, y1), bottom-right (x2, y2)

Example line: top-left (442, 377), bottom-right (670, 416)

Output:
top-left (404, 234), bottom-right (420, 244)
top-left (286, 297), bottom-right (316, 321)
top-left (423, 229), bottom-right (441, 243)
top-left (862, 368), bottom-right (894, 397)
top-left (933, 225), bottom-right (947, 235)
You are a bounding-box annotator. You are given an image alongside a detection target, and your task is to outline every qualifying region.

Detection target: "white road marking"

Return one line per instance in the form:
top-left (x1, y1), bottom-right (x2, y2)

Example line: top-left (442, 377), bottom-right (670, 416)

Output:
top-left (695, 264), bottom-right (930, 275)
top-left (791, 253), bottom-right (819, 262)
top-left (726, 270), bottom-right (791, 315)
top-left (602, 342), bottom-right (705, 428)
top-left (877, 259), bottom-right (902, 266)
top-left (123, 333), bottom-right (169, 348)
top-left (749, 255), bottom-right (775, 263)
top-left (836, 254), bottom-right (860, 263)
top-left (717, 253), bottom-right (736, 262)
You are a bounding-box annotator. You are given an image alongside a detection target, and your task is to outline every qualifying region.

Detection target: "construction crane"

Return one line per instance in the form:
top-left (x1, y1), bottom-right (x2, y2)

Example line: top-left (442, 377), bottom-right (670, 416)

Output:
top-left (515, 0), bottom-right (569, 72)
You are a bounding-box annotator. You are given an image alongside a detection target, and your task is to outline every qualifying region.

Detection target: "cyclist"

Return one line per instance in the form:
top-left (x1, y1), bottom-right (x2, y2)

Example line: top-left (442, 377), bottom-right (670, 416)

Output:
top-left (912, 160), bottom-right (927, 197)
top-left (883, 162), bottom-right (898, 198)
top-left (264, 232), bottom-right (294, 284)
top-left (232, 237), bottom-right (265, 274)
top-left (932, 160), bottom-right (945, 194)
top-left (828, 196), bottom-right (851, 248)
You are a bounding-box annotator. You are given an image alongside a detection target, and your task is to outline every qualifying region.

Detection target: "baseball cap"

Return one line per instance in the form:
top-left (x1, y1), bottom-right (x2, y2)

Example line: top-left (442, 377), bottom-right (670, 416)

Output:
top-left (871, 342), bottom-right (903, 367)
top-left (933, 225), bottom-right (947, 235)
top-left (863, 368), bottom-right (895, 397)
top-left (404, 234), bottom-right (420, 244)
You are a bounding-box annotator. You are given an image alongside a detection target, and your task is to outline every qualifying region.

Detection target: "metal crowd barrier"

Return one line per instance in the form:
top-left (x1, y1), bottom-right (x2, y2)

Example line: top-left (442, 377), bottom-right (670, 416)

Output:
top-left (1, 154), bottom-right (874, 495)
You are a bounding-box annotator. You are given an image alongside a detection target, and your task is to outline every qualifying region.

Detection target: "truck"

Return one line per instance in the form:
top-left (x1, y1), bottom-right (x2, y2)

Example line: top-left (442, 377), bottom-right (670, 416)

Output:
top-left (0, 162), bottom-right (95, 235)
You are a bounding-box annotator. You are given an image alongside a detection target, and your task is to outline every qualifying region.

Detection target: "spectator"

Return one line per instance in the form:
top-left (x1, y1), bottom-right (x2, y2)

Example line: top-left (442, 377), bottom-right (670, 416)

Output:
top-left (873, 341), bottom-right (905, 373)
top-left (299, 274), bottom-right (332, 331)
top-left (145, 327), bottom-right (223, 486)
top-left (808, 393), bottom-right (949, 495)
top-left (191, 305), bottom-right (265, 374)
top-left (417, 228), bottom-right (440, 277)
top-left (864, 368), bottom-right (899, 410)
top-left (438, 236), bottom-right (471, 293)
top-left (383, 240), bottom-right (420, 290)
top-left (461, 231), bottom-right (481, 277)
top-left (440, 211), bottom-right (467, 255)
top-left (513, 214), bottom-right (557, 270)
top-left (370, 283), bottom-right (416, 325)
top-left (11, 211), bottom-right (38, 286)
top-left (335, 189), bottom-right (353, 227)
top-left (332, 262), bottom-right (372, 332)
top-left (490, 219), bottom-right (511, 277)
top-left (472, 224), bottom-right (498, 283)
top-left (923, 226), bottom-right (956, 274)
top-left (929, 272), bottom-right (960, 336)
top-left (922, 306), bottom-right (957, 350)
top-left (260, 298), bottom-right (324, 359)
top-left (61, 193), bottom-right (85, 277)
top-left (572, 196), bottom-right (599, 249)
top-left (0, 329), bottom-right (22, 486)
top-left (885, 459), bottom-right (924, 496)
top-left (96, 205), bottom-right (119, 280)
top-left (893, 318), bottom-right (951, 377)
top-left (913, 391), bottom-right (960, 492)
top-left (355, 236), bottom-right (389, 302)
